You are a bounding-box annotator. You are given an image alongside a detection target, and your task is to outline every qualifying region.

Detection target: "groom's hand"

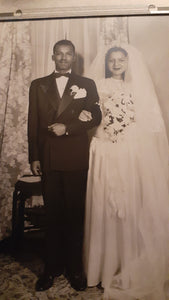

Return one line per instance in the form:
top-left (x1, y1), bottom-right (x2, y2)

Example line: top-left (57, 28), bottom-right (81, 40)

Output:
top-left (48, 123), bottom-right (66, 136)
top-left (31, 160), bottom-right (42, 176)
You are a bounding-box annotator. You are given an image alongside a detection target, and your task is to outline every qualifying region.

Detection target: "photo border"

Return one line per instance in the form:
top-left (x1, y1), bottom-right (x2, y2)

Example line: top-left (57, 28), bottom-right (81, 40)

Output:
top-left (0, 2), bottom-right (169, 21)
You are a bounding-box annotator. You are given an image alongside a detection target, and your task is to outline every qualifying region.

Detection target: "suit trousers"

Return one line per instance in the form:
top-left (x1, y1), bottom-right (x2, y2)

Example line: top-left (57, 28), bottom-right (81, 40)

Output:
top-left (41, 169), bottom-right (87, 276)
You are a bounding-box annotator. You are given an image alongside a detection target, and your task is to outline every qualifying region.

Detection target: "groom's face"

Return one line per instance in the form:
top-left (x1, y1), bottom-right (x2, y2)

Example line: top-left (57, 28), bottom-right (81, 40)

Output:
top-left (52, 44), bottom-right (75, 73)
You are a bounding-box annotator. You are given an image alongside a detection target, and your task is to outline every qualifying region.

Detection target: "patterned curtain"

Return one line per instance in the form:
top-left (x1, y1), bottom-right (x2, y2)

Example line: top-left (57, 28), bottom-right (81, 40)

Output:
top-left (0, 21), bottom-right (32, 240)
top-left (0, 17), bottom-right (128, 241)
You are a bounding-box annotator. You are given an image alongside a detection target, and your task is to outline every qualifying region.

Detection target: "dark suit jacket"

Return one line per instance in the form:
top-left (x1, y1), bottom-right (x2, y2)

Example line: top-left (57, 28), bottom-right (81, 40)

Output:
top-left (28, 72), bottom-right (101, 171)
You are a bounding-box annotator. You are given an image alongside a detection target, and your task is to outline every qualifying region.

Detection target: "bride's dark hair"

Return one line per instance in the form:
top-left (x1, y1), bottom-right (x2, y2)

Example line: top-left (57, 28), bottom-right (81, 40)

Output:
top-left (105, 47), bottom-right (128, 79)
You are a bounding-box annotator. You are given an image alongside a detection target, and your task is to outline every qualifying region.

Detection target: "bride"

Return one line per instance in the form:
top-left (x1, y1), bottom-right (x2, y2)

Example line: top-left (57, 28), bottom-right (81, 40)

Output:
top-left (84, 44), bottom-right (169, 300)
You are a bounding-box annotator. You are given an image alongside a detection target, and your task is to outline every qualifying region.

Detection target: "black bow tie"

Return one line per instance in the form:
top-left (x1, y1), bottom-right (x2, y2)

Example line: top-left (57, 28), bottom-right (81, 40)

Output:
top-left (54, 72), bottom-right (71, 78)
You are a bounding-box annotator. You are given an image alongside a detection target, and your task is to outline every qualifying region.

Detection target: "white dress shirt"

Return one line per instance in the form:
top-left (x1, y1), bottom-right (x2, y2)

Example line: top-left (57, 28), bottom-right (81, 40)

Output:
top-left (55, 70), bottom-right (71, 98)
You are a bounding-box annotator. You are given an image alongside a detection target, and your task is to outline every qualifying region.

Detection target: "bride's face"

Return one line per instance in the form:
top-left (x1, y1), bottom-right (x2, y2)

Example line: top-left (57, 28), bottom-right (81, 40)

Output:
top-left (107, 51), bottom-right (128, 79)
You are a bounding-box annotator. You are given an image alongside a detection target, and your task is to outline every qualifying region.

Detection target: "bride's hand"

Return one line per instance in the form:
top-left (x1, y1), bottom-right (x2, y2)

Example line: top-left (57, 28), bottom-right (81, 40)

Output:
top-left (78, 110), bottom-right (93, 122)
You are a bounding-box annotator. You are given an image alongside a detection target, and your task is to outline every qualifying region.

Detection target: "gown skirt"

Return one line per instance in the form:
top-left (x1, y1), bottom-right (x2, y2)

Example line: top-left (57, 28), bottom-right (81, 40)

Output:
top-left (84, 124), bottom-right (169, 300)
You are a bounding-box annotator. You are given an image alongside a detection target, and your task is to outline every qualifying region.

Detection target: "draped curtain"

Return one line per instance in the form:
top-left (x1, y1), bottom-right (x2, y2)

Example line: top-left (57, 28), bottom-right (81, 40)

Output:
top-left (0, 17), bottom-right (128, 241)
top-left (0, 21), bottom-right (32, 240)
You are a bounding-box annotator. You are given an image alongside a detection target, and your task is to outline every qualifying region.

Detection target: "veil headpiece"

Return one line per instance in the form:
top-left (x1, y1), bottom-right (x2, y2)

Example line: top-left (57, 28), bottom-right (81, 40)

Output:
top-left (86, 41), bottom-right (167, 135)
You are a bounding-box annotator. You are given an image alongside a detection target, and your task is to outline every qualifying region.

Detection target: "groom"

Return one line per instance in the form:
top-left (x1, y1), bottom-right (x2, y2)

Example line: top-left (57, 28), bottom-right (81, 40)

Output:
top-left (28, 39), bottom-right (101, 291)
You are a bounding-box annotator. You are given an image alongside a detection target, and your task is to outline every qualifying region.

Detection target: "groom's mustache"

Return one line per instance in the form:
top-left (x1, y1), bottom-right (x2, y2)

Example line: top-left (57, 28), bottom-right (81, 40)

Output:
top-left (60, 59), bottom-right (68, 62)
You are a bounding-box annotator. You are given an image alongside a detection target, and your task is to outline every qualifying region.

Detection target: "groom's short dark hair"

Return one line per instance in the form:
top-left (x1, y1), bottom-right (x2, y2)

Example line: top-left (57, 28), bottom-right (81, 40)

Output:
top-left (53, 40), bottom-right (75, 54)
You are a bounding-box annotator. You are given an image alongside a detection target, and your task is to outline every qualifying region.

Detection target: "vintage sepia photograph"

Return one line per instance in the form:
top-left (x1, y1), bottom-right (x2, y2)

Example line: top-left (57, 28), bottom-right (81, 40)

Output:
top-left (0, 12), bottom-right (169, 300)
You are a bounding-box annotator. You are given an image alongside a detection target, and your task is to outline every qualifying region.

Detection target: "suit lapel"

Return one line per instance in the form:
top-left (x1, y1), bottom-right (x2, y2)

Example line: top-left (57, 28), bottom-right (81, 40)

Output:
top-left (41, 74), bottom-right (60, 111)
top-left (41, 72), bottom-right (77, 118)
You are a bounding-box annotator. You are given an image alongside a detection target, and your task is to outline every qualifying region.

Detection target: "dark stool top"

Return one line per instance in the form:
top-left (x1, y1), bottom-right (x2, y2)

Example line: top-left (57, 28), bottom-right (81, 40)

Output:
top-left (15, 175), bottom-right (42, 198)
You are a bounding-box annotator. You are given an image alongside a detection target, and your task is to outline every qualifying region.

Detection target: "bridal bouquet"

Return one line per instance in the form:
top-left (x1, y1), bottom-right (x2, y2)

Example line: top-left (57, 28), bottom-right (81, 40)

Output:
top-left (101, 90), bottom-right (135, 143)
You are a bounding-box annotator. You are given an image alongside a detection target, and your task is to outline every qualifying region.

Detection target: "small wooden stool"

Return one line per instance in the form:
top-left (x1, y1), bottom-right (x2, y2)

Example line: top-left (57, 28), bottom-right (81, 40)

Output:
top-left (12, 175), bottom-right (43, 243)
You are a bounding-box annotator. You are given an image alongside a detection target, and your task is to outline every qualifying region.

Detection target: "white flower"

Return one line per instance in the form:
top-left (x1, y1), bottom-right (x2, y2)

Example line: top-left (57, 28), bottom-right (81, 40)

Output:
top-left (70, 85), bottom-right (79, 94)
top-left (70, 85), bottom-right (87, 99)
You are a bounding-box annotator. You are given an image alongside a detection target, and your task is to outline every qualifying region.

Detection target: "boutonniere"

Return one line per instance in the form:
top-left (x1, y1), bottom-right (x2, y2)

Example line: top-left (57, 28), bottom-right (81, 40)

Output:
top-left (70, 85), bottom-right (87, 99)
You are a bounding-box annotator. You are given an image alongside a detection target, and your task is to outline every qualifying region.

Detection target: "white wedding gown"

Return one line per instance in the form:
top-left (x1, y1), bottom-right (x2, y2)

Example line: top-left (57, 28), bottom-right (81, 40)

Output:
top-left (84, 78), bottom-right (169, 300)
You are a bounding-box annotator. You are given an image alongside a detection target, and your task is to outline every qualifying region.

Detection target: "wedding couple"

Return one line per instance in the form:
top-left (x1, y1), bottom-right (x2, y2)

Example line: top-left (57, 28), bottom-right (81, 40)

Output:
top-left (28, 39), bottom-right (169, 300)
